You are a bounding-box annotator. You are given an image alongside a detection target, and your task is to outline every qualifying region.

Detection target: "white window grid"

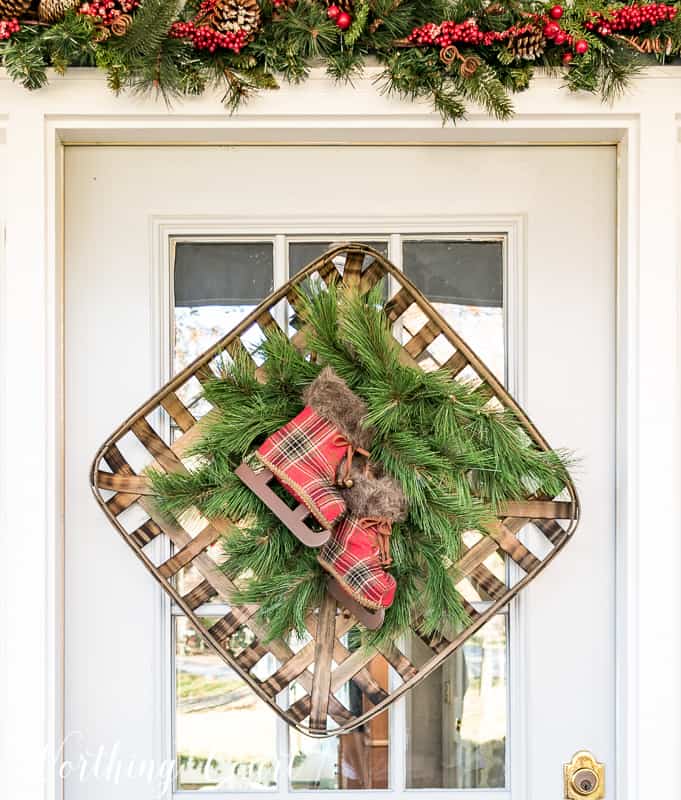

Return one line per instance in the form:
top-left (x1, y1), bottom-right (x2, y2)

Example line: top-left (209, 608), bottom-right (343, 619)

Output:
top-left (164, 232), bottom-right (515, 800)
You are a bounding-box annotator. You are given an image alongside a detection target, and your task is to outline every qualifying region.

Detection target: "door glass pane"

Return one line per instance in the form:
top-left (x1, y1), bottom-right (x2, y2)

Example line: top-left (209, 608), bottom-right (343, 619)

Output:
top-left (289, 647), bottom-right (389, 791)
top-left (173, 240), bottom-right (274, 376)
top-left (175, 616), bottom-right (278, 791)
top-left (403, 240), bottom-right (504, 381)
top-left (406, 615), bottom-right (508, 789)
top-left (289, 240), bottom-right (388, 276)
top-left (404, 239), bottom-right (508, 789)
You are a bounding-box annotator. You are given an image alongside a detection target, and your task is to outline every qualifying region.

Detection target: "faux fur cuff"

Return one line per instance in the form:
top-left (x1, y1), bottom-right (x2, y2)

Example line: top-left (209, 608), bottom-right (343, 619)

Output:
top-left (341, 465), bottom-right (408, 522)
top-left (303, 367), bottom-right (372, 449)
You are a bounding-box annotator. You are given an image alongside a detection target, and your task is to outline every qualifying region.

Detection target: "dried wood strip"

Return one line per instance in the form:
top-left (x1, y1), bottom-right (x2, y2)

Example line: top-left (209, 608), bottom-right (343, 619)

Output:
top-left (309, 593), bottom-right (337, 732)
top-left (288, 645), bottom-right (377, 723)
top-left (234, 641), bottom-right (268, 671)
top-left (416, 629), bottom-right (451, 655)
top-left (226, 337), bottom-right (255, 364)
top-left (286, 691), bottom-right (354, 725)
top-left (102, 443), bottom-right (127, 472)
top-left (158, 526), bottom-right (221, 579)
top-left (131, 418), bottom-right (185, 473)
top-left (455, 537), bottom-right (499, 577)
top-left (404, 318), bottom-right (441, 358)
top-left (461, 598), bottom-right (480, 619)
top-left (318, 257), bottom-right (340, 284)
top-left (469, 563), bottom-right (506, 600)
top-left (256, 308), bottom-right (278, 331)
top-left (343, 251), bottom-right (364, 287)
top-left (101, 450), bottom-right (140, 515)
top-left (96, 471), bottom-right (152, 495)
top-left (183, 579), bottom-right (219, 611)
top-left (160, 392), bottom-right (195, 433)
top-left (130, 519), bottom-right (162, 548)
top-left (195, 364), bottom-right (216, 386)
top-left (533, 518), bottom-right (568, 545)
top-left (263, 615), bottom-right (355, 696)
top-left (376, 642), bottom-right (419, 682)
top-left (443, 350), bottom-right (469, 377)
top-left (359, 259), bottom-right (384, 293)
top-left (499, 500), bottom-right (574, 519)
top-left (314, 621), bottom-right (389, 706)
top-left (486, 521), bottom-right (540, 573)
top-left (209, 611), bottom-right (256, 647)
top-left (384, 287), bottom-right (414, 322)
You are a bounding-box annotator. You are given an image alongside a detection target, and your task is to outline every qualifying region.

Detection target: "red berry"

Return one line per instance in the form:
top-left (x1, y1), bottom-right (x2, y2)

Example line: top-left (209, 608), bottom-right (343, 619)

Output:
top-left (574, 38), bottom-right (589, 54)
top-left (562, 51), bottom-right (573, 64)
top-left (336, 10), bottom-right (351, 29)
top-left (544, 21), bottom-right (560, 38)
top-left (549, 4), bottom-right (563, 19)
top-left (327, 4), bottom-right (340, 19)
top-left (553, 30), bottom-right (567, 44)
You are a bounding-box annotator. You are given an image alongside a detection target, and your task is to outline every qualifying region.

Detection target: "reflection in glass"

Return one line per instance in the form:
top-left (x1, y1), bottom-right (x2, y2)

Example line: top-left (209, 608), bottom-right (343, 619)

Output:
top-left (403, 240), bottom-right (505, 381)
top-left (289, 241), bottom-right (388, 276)
top-left (290, 650), bottom-right (389, 790)
top-left (173, 241), bottom-right (274, 387)
top-left (406, 615), bottom-right (507, 789)
top-left (175, 617), bottom-right (278, 791)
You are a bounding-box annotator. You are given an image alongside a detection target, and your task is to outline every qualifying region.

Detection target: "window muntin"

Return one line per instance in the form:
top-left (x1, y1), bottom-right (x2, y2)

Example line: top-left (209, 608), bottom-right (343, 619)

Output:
top-left (170, 235), bottom-right (508, 794)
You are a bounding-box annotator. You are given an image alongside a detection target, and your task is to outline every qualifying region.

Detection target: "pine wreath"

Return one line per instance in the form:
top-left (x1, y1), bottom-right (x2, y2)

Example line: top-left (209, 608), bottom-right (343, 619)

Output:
top-left (149, 281), bottom-right (572, 646)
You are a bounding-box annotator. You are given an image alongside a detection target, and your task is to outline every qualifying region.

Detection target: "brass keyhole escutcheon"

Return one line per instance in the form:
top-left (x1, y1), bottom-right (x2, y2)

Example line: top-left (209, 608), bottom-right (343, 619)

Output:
top-left (563, 751), bottom-right (605, 800)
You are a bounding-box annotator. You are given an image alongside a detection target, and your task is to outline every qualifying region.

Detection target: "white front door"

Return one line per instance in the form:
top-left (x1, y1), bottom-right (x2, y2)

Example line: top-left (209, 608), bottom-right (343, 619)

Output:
top-left (65, 144), bottom-right (615, 799)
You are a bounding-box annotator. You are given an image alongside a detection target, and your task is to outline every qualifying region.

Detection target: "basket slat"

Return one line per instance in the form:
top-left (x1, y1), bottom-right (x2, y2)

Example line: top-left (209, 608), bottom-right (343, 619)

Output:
top-left (90, 242), bottom-right (579, 737)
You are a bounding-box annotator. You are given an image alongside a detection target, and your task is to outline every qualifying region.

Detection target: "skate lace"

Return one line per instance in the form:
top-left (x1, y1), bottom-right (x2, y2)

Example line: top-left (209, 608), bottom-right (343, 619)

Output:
top-left (332, 434), bottom-right (370, 487)
top-left (359, 516), bottom-right (393, 566)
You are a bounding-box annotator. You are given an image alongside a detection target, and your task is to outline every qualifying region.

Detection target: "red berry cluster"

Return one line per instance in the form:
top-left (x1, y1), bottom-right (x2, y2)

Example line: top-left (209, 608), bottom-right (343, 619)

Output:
top-left (409, 20), bottom-right (492, 46)
top-left (585, 2), bottom-right (677, 35)
top-left (409, 5), bottom-right (590, 61)
top-left (79, 0), bottom-right (139, 26)
top-left (0, 17), bottom-right (20, 40)
top-left (169, 20), bottom-right (250, 53)
top-left (327, 4), bottom-right (352, 30)
top-left (169, 0), bottom-right (250, 53)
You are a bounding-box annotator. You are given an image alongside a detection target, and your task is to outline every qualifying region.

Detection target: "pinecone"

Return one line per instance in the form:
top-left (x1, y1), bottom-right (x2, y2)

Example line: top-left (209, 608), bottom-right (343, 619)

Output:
top-left (326, 0), bottom-right (352, 11)
top-left (508, 27), bottom-right (545, 61)
top-left (0, 0), bottom-right (32, 20)
top-left (212, 0), bottom-right (261, 40)
top-left (37, 0), bottom-right (81, 23)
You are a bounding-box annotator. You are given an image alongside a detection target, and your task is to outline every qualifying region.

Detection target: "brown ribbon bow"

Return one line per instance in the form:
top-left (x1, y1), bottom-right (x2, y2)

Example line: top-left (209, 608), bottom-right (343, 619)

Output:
top-left (360, 516), bottom-right (393, 566)
top-left (332, 434), bottom-right (370, 488)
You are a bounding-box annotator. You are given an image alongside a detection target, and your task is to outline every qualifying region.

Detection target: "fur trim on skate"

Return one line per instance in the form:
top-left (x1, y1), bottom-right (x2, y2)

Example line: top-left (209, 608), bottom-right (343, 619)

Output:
top-left (341, 466), bottom-right (408, 522)
top-left (303, 367), bottom-right (372, 448)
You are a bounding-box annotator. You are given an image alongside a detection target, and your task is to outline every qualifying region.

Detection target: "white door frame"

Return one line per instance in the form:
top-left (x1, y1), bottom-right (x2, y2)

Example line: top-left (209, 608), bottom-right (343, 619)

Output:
top-left (1, 67), bottom-right (680, 800)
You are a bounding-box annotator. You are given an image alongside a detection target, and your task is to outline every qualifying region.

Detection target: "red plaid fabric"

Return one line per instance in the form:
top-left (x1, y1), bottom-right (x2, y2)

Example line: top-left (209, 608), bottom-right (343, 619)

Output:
top-left (318, 515), bottom-right (397, 610)
top-left (256, 405), bottom-right (348, 528)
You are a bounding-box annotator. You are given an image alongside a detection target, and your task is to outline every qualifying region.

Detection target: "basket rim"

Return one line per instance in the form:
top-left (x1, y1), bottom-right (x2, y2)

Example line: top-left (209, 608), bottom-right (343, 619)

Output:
top-left (89, 241), bottom-right (580, 737)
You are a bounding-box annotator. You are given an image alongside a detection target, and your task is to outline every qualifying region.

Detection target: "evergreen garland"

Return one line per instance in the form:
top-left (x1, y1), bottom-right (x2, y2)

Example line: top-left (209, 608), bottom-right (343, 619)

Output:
top-left (0, 0), bottom-right (680, 120)
top-left (149, 281), bottom-right (572, 646)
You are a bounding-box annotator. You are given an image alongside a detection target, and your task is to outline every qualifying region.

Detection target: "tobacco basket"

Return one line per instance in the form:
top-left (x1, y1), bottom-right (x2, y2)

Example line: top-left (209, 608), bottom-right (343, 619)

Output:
top-left (90, 242), bottom-right (579, 738)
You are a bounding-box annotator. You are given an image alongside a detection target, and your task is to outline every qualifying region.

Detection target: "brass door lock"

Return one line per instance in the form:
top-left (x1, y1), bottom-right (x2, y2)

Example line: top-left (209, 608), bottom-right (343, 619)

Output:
top-left (563, 751), bottom-right (605, 799)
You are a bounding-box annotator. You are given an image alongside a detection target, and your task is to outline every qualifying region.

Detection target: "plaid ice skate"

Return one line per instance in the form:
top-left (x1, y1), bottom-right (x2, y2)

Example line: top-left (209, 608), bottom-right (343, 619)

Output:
top-left (256, 405), bottom-right (347, 528)
top-left (318, 515), bottom-right (397, 610)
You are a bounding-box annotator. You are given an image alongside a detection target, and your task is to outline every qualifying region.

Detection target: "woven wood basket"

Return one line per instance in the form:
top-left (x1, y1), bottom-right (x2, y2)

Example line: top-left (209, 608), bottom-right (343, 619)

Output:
top-left (90, 242), bottom-right (579, 737)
